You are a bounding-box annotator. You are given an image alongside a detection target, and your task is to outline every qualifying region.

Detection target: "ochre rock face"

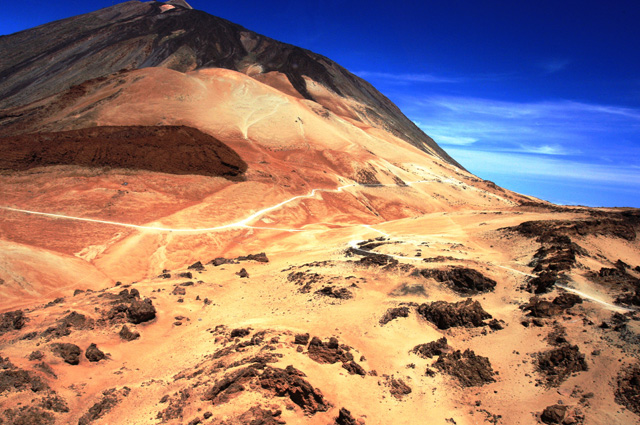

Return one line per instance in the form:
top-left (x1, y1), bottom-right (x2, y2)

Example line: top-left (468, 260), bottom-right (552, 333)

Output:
top-left (0, 2), bottom-right (639, 425)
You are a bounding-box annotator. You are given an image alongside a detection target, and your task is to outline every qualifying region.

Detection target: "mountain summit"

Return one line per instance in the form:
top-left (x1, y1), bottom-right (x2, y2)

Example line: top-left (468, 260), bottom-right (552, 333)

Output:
top-left (0, 0), bottom-right (460, 168)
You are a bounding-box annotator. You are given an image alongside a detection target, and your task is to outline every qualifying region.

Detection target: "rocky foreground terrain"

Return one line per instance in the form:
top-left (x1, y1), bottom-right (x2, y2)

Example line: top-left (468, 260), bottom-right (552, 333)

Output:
top-left (1, 1), bottom-right (639, 424)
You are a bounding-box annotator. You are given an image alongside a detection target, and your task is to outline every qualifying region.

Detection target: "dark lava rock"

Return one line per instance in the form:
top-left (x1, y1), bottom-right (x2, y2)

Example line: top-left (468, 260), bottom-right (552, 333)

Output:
top-left (28, 351), bottom-right (44, 361)
top-left (205, 366), bottom-right (260, 404)
top-left (85, 343), bottom-right (106, 362)
top-left (78, 387), bottom-right (130, 425)
top-left (126, 299), bottom-right (156, 324)
top-left (41, 311), bottom-right (94, 339)
top-left (526, 271), bottom-right (558, 294)
top-left (172, 286), bottom-right (186, 296)
top-left (488, 319), bottom-right (504, 331)
top-left (119, 325), bottom-right (140, 341)
top-left (158, 273), bottom-right (171, 279)
top-left (38, 394), bottom-right (70, 413)
top-left (1, 406), bottom-right (54, 425)
top-left (531, 242), bottom-right (579, 274)
top-left (236, 268), bottom-right (249, 278)
top-left (0, 310), bottom-right (26, 335)
top-left (308, 337), bottom-right (353, 364)
top-left (616, 259), bottom-right (630, 270)
top-left (210, 257), bottom-right (238, 266)
top-left (315, 286), bottom-right (353, 299)
top-left (51, 343), bottom-right (81, 365)
top-left (511, 213), bottom-right (639, 242)
top-left (236, 252), bottom-right (269, 263)
top-left (417, 298), bottom-right (492, 329)
top-left (230, 328), bottom-right (251, 338)
top-left (420, 267), bottom-right (496, 295)
top-left (342, 361), bottom-right (366, 376)
top-left (358, 253), bottom-right (398, 269)
top-left (379, 306), bottom-right (410, 325)
top-left (178, 272), bottom-right (193, 279)
top-left (294, 333), bottom-right (310, 345)
top-left (615, 365), bottom-right (640, 415)
top-left (188, 261), bottom-right (205, 271)
top-left (553, 293), bottom-right (583, 309)
top-left (411, 337), bottom-right (449, 359)
top-left (541, 405), bottom-right (567, 424)
top-left (536, 345), bottom-right (588, 387)
top-left (334, 407), bottom-right (360, 425)
top-left (0, 357), bottom-right (49, 394)
top-left (207, 364), bottom-right (328, 413)
top-left (434, 349), bottom-right (496, 387)
top-left (287, 271), bottom-right (323, 293)
top-left (523, 294), bottom-right (582, 318)
top-left (388, 377), bottom-right (412, 399)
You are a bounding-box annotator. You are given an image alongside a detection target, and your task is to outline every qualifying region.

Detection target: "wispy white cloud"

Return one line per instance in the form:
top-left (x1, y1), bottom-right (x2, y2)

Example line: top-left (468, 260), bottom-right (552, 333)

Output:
top-left (401, 94), bottom-right (640, 205)
top-left (447, 148), bottom-right (640, 186)
top-left (516, 144), bottom-right (576, 155)
top-left (428, 134), bottom-right (478, 146)
top-left (405, 96), bottom-right (640, 153)
top-left (354, 71), bottom-right (462, 84)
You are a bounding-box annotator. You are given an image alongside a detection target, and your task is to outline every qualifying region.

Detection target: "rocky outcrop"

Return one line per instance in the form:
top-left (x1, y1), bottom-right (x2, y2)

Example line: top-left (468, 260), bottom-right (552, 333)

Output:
top-left (315, 286), bottom-right (353, 300)
top-left (420, 268), bottom-right (496, 295)
top-left (388, 377), bottom-right (412, 399)
top-left (307, 337), bottom-right (353, 364)
top-left (417, 299), bottom-right (492, 329)
top-left (85, 344), bottom-right (106, 362)
top-left (78, 387), bottom-right (131, 425)
top-left (127, 299), bottom-right (157, 324)
top-left (411, 337), bottom-right (450, 359)
top-left (50, 343), bottom-right (81, 365)
top-left (0, 356), bottom-right (49, 394)
top-left (41, 311), bottom-right (94, 340)
top-left (522, 294), bottom-right (582, 318)
top-left (357, 254), bottom-right (399, 269)
top-left (0, 310), bottom-right (26, 335)
top-left (512, 212), bottom-right (640, 242)
top-left (535, 345), bottom-right (588, 387)
top-left (119, 325), bottom-right (140, 341)
top-left (205, 365), bottom-right (329, 414)
top-left (379, 306), bottom-right (410, 325)
top-left (434, 349), bottom-right (496, 387)
top-left (615, 365), bottom-right (640, 415)
top-left (540, 405), bottom-right (567, 424)
top-left (259, 365), bottom-right (330, 413)
top-left (334, 408), bottom-right (360, 425)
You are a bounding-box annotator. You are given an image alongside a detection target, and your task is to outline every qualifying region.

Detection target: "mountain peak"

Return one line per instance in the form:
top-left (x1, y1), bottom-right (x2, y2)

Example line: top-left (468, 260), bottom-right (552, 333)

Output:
top-left (166, 0), bottom-right (193, 9)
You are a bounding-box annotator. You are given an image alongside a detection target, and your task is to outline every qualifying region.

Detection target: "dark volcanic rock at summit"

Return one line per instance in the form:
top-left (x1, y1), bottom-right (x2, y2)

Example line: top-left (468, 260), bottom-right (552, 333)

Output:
top-left (0, 0), bottom-right (461, 168)
top-left (0, 125), bottom-right (247, 178)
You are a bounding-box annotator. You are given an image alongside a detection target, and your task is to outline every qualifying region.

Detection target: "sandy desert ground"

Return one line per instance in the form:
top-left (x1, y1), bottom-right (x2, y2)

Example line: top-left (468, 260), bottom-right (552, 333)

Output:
top-left (1, 2), bottom-right (640, 424)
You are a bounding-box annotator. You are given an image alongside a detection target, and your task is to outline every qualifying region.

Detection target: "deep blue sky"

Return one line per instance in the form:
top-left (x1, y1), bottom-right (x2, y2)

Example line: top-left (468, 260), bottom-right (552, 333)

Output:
top-left (2, 1), bottom-right (640, 207)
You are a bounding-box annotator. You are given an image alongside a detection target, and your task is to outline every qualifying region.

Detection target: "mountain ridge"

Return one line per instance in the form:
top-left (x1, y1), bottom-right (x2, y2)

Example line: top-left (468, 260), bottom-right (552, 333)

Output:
top-left (0, 0), bottom-right (463, 169)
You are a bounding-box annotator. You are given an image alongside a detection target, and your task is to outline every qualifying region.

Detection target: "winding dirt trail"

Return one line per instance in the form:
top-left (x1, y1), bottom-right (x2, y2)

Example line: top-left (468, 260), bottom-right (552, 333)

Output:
top-left (2, 178), bottom-right (633, 313)
top-left (0, 180), bottom-right (438, 233)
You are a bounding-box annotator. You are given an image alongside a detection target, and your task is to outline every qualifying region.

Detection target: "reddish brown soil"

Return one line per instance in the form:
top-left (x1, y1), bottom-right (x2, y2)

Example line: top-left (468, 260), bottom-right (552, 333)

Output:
top-left (0, 126), bottom-right (247, 178)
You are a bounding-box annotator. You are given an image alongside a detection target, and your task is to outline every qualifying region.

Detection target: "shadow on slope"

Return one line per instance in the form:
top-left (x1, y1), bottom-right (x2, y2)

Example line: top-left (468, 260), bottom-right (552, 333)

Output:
top-left (0, 125), bottom-right (247, 179)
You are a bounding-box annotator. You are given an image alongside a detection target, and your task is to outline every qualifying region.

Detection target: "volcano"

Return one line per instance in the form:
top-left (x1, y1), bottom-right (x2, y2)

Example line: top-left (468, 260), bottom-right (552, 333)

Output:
top-left (0, 2), bottom-right (639, 424)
